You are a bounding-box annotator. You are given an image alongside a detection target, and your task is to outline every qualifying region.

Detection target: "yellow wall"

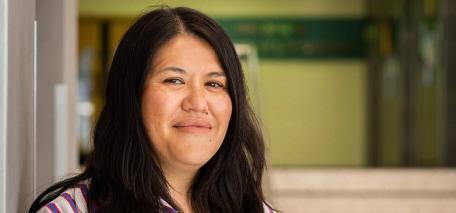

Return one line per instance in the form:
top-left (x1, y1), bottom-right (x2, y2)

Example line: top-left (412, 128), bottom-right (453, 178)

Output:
top-left (78, 20), bottom-right (103, 123)
top-left (258, 60), bottom-right (367, 166)
top-left (78, 0), bottom-right (368, 166)
top-left (79, 0), bottom-right (366, 17)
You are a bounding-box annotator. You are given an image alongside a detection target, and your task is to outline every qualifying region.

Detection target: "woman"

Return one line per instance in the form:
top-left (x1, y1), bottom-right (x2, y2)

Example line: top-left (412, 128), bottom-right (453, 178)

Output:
top-left (29, 6), bottom-right (274, 213)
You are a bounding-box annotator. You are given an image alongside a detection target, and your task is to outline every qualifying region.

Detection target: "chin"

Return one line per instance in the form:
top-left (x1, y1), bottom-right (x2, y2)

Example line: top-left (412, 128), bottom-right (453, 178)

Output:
top-left (177, 155), bottom-right (212, 167)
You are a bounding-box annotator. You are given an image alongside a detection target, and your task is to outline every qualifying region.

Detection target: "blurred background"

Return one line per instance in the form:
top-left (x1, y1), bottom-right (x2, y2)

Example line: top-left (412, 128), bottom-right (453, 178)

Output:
top-left (1, 0), bottom-right (456, 212)
top-left (77, 0), bottom-right (456, 168)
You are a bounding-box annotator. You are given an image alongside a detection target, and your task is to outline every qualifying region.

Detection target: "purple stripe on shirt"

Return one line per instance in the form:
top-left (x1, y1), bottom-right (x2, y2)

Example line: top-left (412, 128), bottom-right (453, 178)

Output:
top-left (162, 206), bottom-right (177, 213)
top-left (160, 198), bottom-right (178, 213)
top-left (61, 192), bottom-right (78, 213)
top-left (46, 203), bottom-right (61, 213)
top-left (76, 183), bottom-right (89, 204)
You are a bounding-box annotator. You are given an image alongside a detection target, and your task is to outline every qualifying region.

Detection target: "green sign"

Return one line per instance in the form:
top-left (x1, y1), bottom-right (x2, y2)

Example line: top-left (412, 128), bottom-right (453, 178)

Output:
top-left (217, 18), bottom-right (367, 59)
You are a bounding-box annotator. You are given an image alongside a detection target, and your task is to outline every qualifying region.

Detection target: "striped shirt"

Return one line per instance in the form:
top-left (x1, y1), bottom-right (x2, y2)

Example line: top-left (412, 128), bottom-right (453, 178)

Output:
top-left (38, 181), bottom-right (275, 213)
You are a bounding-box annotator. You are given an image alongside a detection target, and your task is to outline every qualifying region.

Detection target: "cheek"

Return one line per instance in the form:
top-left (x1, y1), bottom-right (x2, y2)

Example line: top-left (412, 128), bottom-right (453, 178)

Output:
top-left (142, 87), bottom-right (180, 140)
top-left (211, 95), bottom-right (233, 130)
top-left (142, 87), bottom-right (184, 164)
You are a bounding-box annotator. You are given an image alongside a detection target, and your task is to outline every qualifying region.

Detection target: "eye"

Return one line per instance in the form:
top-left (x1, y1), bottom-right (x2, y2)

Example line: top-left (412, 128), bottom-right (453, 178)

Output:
top-left (205, 81), bottom-right (225, 88)
top-left (164, 78), bottom-right (184, 85)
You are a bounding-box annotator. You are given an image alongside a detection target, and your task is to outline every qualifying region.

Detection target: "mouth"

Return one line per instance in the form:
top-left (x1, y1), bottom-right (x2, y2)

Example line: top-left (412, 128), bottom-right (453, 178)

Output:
top-left (173, 119), bottom-right (212, 133)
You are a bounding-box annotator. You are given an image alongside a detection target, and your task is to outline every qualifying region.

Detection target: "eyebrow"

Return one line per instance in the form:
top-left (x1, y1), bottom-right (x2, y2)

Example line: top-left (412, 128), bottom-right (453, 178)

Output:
top-left (207, 71), bottom-right (226, 78)
top-left (157, 66), bottom-right (226, 77)
top-left (156, 66), bottom-right (185, 74)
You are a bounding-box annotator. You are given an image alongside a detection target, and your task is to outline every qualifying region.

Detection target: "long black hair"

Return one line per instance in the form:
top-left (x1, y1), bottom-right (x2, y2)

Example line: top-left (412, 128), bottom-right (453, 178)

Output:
top-left (29, 6), bottom-right (267, 213)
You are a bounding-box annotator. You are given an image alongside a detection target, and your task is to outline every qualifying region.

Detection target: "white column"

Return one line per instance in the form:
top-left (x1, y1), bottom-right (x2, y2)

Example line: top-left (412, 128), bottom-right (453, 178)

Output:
top-left (36, 0), bottom-right (78, 189)
top-left (0, 0), bottom-right (77, 211)
top-left (0, 0), bottom-right (8, 211)
top-left (4, 0), bottom-right (36, 212)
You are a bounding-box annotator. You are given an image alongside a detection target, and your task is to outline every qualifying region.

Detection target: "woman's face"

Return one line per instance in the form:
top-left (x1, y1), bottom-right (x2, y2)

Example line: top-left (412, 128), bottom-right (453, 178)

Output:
top-left (142, 34), bottom-right (232, 171)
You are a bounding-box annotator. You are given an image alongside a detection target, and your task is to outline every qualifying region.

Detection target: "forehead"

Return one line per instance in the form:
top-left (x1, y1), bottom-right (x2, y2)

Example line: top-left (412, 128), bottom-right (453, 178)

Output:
top-left (151, 34), bottom-right (223, 73)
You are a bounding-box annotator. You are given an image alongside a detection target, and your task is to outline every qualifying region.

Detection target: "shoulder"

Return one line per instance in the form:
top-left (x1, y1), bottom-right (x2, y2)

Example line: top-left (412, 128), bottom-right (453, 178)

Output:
top-left (37, 180), bottom-right (90, 213)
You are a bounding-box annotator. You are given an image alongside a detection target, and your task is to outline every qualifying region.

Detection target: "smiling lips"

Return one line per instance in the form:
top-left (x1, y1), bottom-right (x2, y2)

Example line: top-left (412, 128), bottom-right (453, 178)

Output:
top-left (173, 119), bottom-right (212, 133)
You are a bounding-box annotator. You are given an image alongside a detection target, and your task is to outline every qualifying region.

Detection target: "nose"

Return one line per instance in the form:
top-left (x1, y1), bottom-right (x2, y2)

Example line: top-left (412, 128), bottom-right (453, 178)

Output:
top-left (182, 85), bottom-right (209, 115)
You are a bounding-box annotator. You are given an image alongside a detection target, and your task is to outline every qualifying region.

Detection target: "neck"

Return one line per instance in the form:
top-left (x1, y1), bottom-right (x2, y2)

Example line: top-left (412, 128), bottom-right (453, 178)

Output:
top-left (162, 163), bottom-right (199, 212)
